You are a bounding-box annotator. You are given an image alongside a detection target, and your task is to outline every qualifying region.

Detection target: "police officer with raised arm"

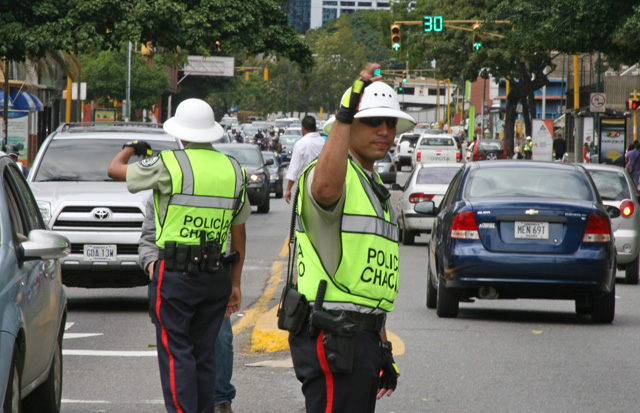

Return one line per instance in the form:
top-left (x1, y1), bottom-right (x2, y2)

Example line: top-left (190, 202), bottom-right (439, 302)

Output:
top-left (108, 98), bottom-right (249, 413)
top-left (288, 63), bottom-right (416, 412)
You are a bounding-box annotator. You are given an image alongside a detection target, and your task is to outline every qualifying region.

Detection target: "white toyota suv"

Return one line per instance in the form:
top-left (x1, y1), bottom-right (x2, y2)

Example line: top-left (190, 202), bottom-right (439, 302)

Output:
top-left (411, 134), bottom-right (462, 168)
top-left (28, 122), bottom-right (182, 288)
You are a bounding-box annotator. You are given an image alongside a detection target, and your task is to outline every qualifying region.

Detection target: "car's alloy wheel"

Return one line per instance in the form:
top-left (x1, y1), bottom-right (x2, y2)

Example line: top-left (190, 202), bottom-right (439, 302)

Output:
top-left (436, 273), bottom-right (459, 318)
top-left (275, 183), bottom-right (283, 199)
top-left (625, 255), bottom-right (639, 285)
top-left (3, 347), bottom-right (20, 413)
top-left (485, 151), bottom-right (499, 160)
top-left (22, 332), bottom-right (63, 413)
top-left (591, 282), bottom-right (615, 323)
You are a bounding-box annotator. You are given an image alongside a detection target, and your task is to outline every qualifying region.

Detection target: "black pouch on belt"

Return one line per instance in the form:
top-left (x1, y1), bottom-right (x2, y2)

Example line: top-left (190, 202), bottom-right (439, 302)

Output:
top-left (175, 244), bottom-right (189, 272)
top-left (277, 288), bottom-right (310, 335)
top-left (188, 244), bottom-right (201, 275)
top-left (322, 330), bottom-right (356, 374)
top-left (164, 242), bottom-right (176, 270)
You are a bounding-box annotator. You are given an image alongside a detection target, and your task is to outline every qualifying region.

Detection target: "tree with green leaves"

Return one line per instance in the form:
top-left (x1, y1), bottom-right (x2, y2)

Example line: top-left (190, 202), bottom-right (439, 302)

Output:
top-left (81, 47), bottom-right (171, 119)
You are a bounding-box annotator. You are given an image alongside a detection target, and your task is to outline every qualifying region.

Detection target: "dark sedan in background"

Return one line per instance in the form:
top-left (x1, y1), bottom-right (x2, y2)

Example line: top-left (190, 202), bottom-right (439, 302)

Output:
top-left (215, 143), bottom-right (273, 213)
top-left (418, 161), bottom-right (616, 323)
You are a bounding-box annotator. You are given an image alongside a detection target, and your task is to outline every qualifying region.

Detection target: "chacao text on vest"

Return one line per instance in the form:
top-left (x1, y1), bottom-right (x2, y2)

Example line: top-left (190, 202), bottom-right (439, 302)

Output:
top-left (361, 248), bottom-right (398, 291)
top-left (180, 215), bottom-right (231, 242)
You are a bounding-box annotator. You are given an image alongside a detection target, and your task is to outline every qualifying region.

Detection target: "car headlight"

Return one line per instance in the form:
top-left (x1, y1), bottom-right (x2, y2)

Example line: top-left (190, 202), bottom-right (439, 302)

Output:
top-left (249, 173), bottom-right (265, 183)
top-left (270, 173), bottom-right (279, 180)
top-left (38, 201), bottom-right (51, 223)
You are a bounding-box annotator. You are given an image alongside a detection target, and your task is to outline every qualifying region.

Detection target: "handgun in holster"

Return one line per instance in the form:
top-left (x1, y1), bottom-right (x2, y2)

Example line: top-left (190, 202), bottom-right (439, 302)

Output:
top-left (307, 280), bottom-right (357, 373)
top-left (221, 251), bottom-right (240, 272)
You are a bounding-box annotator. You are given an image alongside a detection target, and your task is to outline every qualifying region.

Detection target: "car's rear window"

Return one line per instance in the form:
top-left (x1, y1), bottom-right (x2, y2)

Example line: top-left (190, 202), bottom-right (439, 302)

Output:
top-left (416, 167), bottom-right (460, 185)
top-left (477, 141), bottom-right (504, 151)
top-left (588, 169), bottom-right (631, 201)
top-left (400, 135), bottom-right (420, 148)
top-left (419, 137), bottom-right (454, 147)
top-left (465, 167), bottom-right (594, 200)
top-left (32, 138), bottom-right (179, 182)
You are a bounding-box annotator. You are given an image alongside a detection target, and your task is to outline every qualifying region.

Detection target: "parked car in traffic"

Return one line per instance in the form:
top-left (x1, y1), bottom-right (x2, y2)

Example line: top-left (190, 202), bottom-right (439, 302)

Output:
top-left (0, 150), bottom-right (70, 412)
top-left (28, 122), bottom-right (182, 288)
top-left (583, 163), bottom-right (640, 284)
top-left (395, 163), bottom-right (462, 245)
top-left (262, 151), bottom-right (285, 198)
top-left (393, 133), bottom-right (421, 171)
top-left (279, 134), bottom-right (303, 162)
top-left (373, 152), bottom-right (397, 184)
top-left (215, 143), bottom-right (273, 213)
top-left (283, 126), bottom-right (303, 137)
top-left (418, 161), bottom-right (616, 323)
top-left (469, 138), bottom-right (507, 161)
top-left (411, 134), bottom-right (461, 168)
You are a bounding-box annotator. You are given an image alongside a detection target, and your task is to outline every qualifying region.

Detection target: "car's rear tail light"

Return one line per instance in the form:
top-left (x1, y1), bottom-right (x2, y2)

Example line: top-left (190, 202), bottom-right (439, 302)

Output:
top-left (451, 211), bottom-right (480, 240)
top-left (456, 152), bottom-right (461, 162)
top-left (397, 145), bottom-right (401, 153)
top-left (582, 213), bottom-right (611, 243)
top-left (408, 193), bottom-right (434, 204)
top-left (620, 200), bottom-right (635, 218)
top-left (502, 145), bottom-right (507, 159)
top-left (416, 151), bottom-right (421, 162)
top-left (389, 163), bottom-right (396, 172)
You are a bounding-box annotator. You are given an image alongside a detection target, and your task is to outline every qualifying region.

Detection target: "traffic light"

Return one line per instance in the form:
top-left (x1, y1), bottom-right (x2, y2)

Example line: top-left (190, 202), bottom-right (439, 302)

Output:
top-left (473, 33), bottom-right (482, 51)
top-left (628, 98), bottom-right (639, 110)
top-left (402, 71), bottom-right (408, 83)
top-left (390, 24), bottom-right (401, 51)
top-left (264, 68), bottom-right (269, 81)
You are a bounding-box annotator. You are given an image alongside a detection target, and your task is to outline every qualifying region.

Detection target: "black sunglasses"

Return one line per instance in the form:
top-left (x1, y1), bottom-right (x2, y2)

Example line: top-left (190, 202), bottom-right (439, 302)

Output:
top-left (359, 117), bottom-right (398, 129)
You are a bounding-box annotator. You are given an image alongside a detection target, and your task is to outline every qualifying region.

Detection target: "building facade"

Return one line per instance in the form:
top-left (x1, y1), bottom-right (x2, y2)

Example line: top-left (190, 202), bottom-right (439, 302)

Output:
top-left (284, 0), bottom-right (394, 33)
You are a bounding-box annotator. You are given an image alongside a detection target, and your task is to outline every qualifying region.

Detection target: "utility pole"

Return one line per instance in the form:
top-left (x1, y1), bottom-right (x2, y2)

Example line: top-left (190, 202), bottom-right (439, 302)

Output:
top-left (125, 41), bottom-right (132, 121)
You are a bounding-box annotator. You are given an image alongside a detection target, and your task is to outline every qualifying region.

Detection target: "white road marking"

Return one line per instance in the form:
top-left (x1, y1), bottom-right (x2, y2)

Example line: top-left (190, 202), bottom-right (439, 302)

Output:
top-left (64, 333), bottom-right (103, 339)
top-left (61, 399), bottom-right (110, 404)
top-left (63, 350), bottom-right (157, 357)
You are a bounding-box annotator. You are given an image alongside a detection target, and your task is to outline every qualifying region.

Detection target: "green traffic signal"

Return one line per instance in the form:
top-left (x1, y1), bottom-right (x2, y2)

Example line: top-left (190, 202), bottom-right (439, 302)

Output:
top-left (392, 43), bottom-right (401, 52)
top-left (473, 42), bottom-right (482, 51)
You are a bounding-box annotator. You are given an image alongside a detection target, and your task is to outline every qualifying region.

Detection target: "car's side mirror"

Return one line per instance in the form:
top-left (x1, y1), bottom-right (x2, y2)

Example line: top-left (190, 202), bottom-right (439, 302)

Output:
top-left (414, 200), bottom-right (437, 215)
top-left (264, 158), bottom-right (274, 166)
top-left (391, 183), bottom-right (402, 191)
top-left (21, 229), bottom-right (71, 261)
top-left (605, 205), bottom-right (621, 219)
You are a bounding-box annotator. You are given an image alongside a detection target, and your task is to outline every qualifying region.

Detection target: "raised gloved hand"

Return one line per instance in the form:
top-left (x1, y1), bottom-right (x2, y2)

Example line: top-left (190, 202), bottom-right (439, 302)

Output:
top-left (378, 341), bottom-right (399, 393)
top-left (335, 64), bottom-right (381, 125)
top-left (123, 140), bottom-right (152, 157)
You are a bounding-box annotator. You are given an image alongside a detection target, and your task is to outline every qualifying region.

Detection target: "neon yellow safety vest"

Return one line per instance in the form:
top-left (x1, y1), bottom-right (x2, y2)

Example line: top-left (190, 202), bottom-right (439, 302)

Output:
top-left (524, 141), bottom-right (533, 152)
top-left (295, 159), bottom-right (399, 312)
top-left (154, 148), bottom-right (245, 251)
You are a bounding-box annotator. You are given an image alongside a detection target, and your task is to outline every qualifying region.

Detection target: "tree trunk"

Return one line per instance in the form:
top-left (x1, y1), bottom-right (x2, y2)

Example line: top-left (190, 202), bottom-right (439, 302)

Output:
top-left (503, 87), bottom-right (520, 157)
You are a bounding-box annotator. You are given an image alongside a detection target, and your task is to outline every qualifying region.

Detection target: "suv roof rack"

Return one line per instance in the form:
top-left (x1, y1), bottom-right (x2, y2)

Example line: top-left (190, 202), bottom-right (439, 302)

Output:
top-left (57, 122), bottom-right (165, 133)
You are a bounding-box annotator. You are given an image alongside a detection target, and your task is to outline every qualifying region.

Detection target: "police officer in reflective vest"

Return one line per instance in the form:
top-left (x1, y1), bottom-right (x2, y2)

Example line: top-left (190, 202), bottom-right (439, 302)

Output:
top-left (289, 63), bottom-right (416, 412)
top-left (108, 98), bottom-right (249, 413)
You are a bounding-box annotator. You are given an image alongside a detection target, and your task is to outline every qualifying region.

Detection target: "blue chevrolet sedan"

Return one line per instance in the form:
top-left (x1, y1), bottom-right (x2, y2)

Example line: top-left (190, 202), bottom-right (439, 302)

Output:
top-left (417, 161), bottom-right (617, 323)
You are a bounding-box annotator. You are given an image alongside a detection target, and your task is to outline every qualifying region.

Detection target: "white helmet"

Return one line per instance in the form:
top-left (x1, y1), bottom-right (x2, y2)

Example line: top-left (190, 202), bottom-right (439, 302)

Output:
top-left (323, 81), bottom-right (416, 135)
top-left (163, 98), bottom-right (224, 142)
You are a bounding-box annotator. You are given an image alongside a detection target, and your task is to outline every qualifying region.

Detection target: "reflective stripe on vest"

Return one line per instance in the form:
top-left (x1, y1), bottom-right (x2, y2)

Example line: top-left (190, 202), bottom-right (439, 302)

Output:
top-left (155, 149), bottom-right (245, 250)
top-left (295, 159), bottom-right (399, 312)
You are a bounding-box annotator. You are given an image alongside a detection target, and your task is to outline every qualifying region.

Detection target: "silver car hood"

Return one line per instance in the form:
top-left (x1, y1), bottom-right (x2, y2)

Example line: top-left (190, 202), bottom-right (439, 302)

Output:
top-left (30, 181), bottom-right (152, 207)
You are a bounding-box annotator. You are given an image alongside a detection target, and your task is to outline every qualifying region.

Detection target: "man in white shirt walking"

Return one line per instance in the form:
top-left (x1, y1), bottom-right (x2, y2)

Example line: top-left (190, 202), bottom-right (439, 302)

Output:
top-left (285, 115), bottom-right (325, 203)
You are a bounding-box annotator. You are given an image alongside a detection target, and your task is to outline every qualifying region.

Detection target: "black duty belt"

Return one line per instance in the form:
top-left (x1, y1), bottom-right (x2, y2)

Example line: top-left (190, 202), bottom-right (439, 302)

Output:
top-left (326, 310), bottom-right (386, 333)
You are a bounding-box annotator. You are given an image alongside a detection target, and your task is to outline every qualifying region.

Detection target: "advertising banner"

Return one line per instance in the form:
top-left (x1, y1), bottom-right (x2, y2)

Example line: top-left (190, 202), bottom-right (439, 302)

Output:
top-left (0, 111), bottom-right (29, 162)
top-left (599, 118), bottom-right (626, 166)
top-left (531, 119), bottom-right (554, 161)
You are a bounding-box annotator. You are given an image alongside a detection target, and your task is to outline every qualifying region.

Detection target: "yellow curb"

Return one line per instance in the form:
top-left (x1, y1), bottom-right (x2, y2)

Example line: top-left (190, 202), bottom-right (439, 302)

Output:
top-left (250, 305), bottom-right (290, 353)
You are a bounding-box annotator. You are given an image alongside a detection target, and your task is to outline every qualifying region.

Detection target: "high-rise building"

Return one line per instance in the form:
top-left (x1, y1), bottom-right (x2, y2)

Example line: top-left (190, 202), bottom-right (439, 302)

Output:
top-left (283, 0), bottom-right (394, 33)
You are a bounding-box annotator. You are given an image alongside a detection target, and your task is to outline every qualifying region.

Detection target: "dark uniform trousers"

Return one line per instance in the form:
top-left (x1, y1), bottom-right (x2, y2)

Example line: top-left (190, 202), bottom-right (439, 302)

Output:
top-left (289, 329), bottom-right (383, 413)
top-left (149, 259), bottom-right (231, 413)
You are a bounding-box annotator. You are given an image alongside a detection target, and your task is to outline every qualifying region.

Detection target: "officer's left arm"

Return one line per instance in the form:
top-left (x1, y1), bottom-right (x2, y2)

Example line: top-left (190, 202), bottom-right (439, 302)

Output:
top-left (108, 146), bottom-right (136, 181)
top-left (226, 222), bottom-right (246, 317)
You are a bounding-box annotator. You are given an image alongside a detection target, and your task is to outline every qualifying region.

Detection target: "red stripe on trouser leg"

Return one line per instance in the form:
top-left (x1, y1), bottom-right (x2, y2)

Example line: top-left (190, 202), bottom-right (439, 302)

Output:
top-left (155, 260), bottom-right (184, 413)
top-left (316, 331), bottom-right (334, 413)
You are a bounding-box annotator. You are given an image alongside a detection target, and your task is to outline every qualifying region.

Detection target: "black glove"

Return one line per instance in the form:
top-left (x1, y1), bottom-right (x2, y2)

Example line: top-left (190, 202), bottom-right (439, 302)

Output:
top-left (335, 77), bottom-right (371, 124)
top-left (123, 140), bottom-right (152, 157)
top-left (379, 341), bottom-right (399, 392)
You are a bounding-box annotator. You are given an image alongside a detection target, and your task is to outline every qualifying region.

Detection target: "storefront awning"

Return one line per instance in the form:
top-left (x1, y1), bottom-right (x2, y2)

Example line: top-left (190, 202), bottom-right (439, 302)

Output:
top-left (0, 88), bottom-right (44, 111)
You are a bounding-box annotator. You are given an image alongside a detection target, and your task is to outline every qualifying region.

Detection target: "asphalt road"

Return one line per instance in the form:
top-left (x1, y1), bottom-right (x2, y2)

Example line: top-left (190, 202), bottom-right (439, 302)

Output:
top-left (61, 170), bottom-right (640, 413)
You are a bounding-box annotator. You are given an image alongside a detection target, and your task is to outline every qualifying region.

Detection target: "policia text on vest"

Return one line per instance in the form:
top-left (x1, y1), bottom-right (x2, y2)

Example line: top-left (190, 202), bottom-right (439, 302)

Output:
top-left (297, 245), bottom-right (398, 291)
top-left (180, 214), bottom-right (232, 242)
